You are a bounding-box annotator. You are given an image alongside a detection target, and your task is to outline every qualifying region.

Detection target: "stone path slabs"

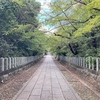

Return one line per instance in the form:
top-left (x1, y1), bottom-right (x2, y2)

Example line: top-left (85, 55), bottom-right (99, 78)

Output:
top-left (12, 55), bottom-right (82, 100)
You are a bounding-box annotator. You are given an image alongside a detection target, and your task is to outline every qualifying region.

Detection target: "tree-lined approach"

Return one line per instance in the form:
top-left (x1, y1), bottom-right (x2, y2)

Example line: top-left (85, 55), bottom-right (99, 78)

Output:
top-left (0, 0), bottom-right (100, 57)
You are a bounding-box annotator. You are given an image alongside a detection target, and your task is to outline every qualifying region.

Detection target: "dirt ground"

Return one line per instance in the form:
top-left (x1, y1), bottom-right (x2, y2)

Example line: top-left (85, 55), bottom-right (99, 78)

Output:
top-left (0, 56), bottom-right (100, 100)
top-left (54, 58), bottom-right (100, 100)
top-left (0, 58), bottom-right (44, 100)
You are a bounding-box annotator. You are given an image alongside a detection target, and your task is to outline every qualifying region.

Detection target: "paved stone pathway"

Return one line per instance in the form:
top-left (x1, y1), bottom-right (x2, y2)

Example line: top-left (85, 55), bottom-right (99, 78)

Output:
top-left (12, 55), bottom-right (82, 100)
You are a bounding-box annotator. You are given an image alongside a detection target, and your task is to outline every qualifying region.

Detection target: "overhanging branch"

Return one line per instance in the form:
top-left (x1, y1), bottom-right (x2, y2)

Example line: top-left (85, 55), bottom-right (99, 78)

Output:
top-left (74, 0), bottom-right (87, 5)
top-left (74, 0), bottom-right (100, 12)
top-left (93, 8), bottom-right (100, 11)
top-left (54, 33), bottom-right (70, 39)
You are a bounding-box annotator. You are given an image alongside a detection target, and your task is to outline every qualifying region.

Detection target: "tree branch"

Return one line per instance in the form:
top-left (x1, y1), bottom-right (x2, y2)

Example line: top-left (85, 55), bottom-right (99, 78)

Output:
top-left (74, 0), bottom-right (100, 12)
top-left (68, 43), bottom-right (78, 55)
top-left (74, 0), bottom-right (87, 5)
top-left (59, 20), bottom-right (66, 31)
top-left (39, 3), bottom-right (77, 23)
top-left (54, 33), bottom-right (70, 39)
top-left (59, 20), bottom-right (72, 36)
top-left (54, 3), bottom-right (77, 30)
top-left (58, 15), bottom-right (94, 24)
top-left (93, 8), bottom-right (100, 11)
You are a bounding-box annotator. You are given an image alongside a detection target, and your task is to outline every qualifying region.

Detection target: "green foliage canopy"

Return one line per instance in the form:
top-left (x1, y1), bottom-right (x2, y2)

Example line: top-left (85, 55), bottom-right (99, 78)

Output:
top-left (0, 0), bottom-right (47, 57)
top-left (45, 0), bottom-right (100, 57)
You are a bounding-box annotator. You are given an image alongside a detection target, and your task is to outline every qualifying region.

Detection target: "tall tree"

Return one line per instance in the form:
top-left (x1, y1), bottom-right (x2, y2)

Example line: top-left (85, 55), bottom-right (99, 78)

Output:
top-left (0, 0), bottom-right (47, 57)
top-left (44, 0), bottom-right (100, 56)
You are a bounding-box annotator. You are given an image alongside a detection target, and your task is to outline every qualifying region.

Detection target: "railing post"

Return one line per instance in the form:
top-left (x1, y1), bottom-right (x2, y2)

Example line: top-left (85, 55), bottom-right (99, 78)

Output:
top-left (85, 57), bottom-right (87, 68)
top-left (12, 57), bottom-right (15, 68)
top-left (82, 57), bottom-right (83, 67)
top-left (92, 57), bottom-right (96, 70)
top-left (0, 58), bottom-right (4, 72)
top-left (92, 58), bottom-right (94, 70)
top-left (80, 57), bottom-right (81, 67)
top-left (80, 57), bottom-right (82, 67)
top-left (4, 58), bottom-right (8, 70)
top-left (89, 57), bottom-right (91, 69)
top-left (14, 57), bottom-right (17, 68)
top-left (96, 58), bottom-right (99, 72)
top-left (8, 58), bottom-right (11, 69)
top-left (79, 57), bottom-right (81, 66)
top-left (83, 57), bottom-right (85, 68)
top-left (77, 57), bottom-right (78, 66)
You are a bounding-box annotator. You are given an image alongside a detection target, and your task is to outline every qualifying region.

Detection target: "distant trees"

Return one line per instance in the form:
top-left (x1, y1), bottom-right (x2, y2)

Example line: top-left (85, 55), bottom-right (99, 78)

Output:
top-left (45, 0), bottom-right (100, 57)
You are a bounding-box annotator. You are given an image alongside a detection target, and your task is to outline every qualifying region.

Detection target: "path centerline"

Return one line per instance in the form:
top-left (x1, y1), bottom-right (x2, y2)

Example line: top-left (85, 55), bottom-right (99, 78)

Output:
top-left (12, 55), bottom-right (82, 100)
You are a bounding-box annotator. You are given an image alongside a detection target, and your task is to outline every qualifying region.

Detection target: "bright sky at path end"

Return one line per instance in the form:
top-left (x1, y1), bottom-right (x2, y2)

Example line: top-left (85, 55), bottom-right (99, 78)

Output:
top-left (36, 0), bottom-right (56, 34)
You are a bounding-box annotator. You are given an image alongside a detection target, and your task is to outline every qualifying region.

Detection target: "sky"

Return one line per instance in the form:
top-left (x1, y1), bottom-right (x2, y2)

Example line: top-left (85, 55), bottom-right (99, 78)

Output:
top-left (36, 0), bottom-right (51, 10)
top-left (36, 0), bottom-right (51, 21)
top-left (36, 0), bottom-right (56, 33)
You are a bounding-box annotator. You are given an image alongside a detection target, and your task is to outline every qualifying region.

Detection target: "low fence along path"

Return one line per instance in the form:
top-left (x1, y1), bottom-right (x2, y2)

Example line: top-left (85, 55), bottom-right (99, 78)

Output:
top-left (12, 55), bottom-right (82, 100)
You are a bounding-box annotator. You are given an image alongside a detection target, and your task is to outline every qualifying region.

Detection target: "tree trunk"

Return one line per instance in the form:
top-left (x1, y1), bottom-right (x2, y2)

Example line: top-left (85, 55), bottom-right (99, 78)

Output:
top-left (68, 43), bottom-right (78, 55)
